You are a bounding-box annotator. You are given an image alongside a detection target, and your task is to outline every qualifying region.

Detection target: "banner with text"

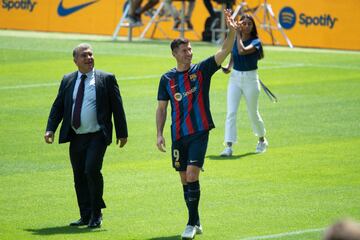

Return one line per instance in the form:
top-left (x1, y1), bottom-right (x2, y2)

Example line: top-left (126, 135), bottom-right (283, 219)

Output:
top-left (0, 0), bottom-right (359, 50)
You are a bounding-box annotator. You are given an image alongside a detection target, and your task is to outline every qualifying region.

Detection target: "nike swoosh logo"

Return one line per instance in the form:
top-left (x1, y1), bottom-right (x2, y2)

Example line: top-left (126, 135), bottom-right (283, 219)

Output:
top-left (57, 0), bottom-right (98, 17)
top-left (189, 160), bottom-right (198, 163)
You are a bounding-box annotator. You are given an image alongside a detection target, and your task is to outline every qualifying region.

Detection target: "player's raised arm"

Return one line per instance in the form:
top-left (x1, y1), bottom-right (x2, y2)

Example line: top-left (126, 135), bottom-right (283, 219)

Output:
top-left (214, 9), bottom-right (238, 66)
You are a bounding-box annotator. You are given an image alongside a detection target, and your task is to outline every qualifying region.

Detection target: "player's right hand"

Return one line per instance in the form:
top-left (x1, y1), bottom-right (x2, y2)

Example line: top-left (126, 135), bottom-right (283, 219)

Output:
top-left (157, 136), bottom-right (166, 152)
top-left (44, 131), bottom-right (54, 144)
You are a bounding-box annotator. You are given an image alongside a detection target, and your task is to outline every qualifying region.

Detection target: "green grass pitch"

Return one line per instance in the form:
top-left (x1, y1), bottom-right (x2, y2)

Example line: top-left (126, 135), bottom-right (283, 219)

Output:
top-left (0, 31), bottom-right (359, 240)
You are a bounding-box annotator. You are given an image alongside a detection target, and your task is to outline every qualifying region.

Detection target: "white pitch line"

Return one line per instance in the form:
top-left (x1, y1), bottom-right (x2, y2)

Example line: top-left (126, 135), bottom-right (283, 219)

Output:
top-left (0, 82), bottom-right (59, 90)
top-left (239, 227), bottom-right (325, 240)
top-left (0, 61), bottom-right (357, 91)
top-left (0, 64), bottom-right (305, 91)
top-left (262, 63), bottom-right (305, 70)
top-left (267, 61), bottom-right (360, 70)
top-left (308, 63), bottom-right (360, 70)
top-left (0, 75), bottom-right (160, 90)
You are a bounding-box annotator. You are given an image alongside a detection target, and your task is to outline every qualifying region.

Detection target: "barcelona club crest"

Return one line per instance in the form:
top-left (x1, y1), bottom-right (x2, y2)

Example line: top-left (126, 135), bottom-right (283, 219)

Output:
top-left (189, 73), bottom-right (197, 82)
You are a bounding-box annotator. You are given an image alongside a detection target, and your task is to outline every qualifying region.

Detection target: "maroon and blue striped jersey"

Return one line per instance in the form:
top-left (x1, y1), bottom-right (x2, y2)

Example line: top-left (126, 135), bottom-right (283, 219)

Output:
top-left (157, 56), bottom-right (220, 141)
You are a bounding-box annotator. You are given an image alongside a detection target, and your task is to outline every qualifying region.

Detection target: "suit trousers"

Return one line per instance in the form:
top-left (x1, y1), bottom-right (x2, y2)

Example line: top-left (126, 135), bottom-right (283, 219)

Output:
top-left (69, 131), bottom-right (107, 219)
top-left (224, 69), bottom-right (266, 143)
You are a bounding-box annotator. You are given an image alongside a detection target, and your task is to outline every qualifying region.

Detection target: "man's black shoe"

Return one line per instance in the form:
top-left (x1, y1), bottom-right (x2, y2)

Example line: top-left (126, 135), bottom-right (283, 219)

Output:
top-left (88, 215), bottom-right (102, 228)
top-left (69, 218), bottom-right (89, 226)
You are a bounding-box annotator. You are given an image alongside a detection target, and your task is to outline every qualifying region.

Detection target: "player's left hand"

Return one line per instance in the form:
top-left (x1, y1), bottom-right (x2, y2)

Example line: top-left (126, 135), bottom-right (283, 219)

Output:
top-left (117, 138), bottom-right (127, 148)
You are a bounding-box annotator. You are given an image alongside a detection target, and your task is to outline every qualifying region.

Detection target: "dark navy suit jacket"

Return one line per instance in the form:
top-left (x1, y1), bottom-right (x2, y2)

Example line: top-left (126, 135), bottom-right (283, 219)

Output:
top-left (46, 69), bottom-right (128, 145)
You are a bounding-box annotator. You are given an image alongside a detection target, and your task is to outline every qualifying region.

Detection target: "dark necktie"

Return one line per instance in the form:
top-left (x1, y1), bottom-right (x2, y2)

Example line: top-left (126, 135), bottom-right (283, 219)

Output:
top-left (72, 74), bottom-right (87, 129)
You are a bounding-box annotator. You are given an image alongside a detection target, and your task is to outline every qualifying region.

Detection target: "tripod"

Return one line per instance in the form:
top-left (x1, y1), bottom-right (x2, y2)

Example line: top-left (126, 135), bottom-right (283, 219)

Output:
top-left (112, 2), bottom-right (142, 42)
top-left (140, 0), bottom-right (200, 39)
top-left (140, 1), bottom-right (171, 39)
top-left (232, 0), bottom-right (293, 48)
top-left (112, 0), bottom-right (171, 41)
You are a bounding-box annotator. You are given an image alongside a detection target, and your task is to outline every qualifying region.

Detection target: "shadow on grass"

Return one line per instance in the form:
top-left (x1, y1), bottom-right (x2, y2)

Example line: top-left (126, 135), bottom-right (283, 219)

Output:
top-left (25, 225), bottom-right (106, 235)
top-left (207, 152), bottom-right (257, 160)
top-left (147, 235), bottom-right (180, 240)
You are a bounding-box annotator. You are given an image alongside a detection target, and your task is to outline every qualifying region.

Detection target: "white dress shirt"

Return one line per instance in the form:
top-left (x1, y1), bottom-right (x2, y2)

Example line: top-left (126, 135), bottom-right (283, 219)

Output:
top-left (72, 69), bottom-right (101, 134)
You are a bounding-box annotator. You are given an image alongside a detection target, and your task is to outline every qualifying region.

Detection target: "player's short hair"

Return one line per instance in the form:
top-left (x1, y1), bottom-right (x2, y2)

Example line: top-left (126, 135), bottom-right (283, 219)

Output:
top-left (73, 43), bottom-right (93, 58)
top-left (170, 38), bottom-right (189, 51)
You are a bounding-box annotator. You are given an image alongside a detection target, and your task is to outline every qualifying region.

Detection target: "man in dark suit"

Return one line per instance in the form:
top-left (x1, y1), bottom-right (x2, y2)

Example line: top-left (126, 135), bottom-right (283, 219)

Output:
top-left (44, 43), bottom-right (128, 228)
